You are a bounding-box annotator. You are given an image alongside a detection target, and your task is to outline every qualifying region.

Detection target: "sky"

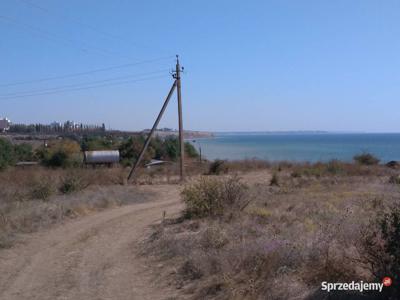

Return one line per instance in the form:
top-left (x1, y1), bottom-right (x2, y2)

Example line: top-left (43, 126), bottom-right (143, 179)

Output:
top-left (0, 0), bottom-right (399, 132)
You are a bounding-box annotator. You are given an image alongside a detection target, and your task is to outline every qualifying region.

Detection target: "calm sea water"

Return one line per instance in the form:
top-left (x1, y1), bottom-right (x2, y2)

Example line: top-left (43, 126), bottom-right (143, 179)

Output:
top-left (189, 133), bottom-right (400, 162)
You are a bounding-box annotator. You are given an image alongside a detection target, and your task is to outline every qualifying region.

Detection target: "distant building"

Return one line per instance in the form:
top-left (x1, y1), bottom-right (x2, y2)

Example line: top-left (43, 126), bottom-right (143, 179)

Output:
top-left (8, 119), bottom-right (106, 134)
top-left (0, 117), bottom-right (11, 132)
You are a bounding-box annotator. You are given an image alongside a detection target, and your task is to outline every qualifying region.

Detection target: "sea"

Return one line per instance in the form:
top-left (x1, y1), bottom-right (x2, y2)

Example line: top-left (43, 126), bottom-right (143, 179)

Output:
top-left (189, 133), bottom-right (400, 163)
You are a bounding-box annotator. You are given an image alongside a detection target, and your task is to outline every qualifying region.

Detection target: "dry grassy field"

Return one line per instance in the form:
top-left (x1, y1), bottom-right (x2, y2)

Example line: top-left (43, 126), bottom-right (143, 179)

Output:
top-left (1, 159), bottom-right (399, 299)
top-left (144, 161), bottom-right (400, 300)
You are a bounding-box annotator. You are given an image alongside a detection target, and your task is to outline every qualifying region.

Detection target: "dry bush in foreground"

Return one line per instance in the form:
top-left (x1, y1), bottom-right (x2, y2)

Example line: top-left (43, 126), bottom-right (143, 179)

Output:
top-left (182, 176), bottom-right (248, 218)
top-left (359, 208), bottom-right (400, 299)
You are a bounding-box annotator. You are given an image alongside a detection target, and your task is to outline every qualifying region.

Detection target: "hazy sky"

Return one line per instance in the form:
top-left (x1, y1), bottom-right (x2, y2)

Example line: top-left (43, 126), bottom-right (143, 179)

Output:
top-left (1, 0), bottom-right (399, 132)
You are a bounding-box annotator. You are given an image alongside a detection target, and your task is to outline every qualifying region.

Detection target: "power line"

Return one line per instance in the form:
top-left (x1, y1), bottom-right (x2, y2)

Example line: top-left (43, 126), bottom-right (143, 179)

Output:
top-left (18, 0), bottom-right (123, 41)
top-left (0, 69), bottom-right (170, 97)
top-left (0, 74), bottom-right (169, 100)
top-left (0, 14), bottom-right (123, 57)
top-left (16, 0), bottom-right (169, 54)
top-left (0, 56), bottom-right (174, 87)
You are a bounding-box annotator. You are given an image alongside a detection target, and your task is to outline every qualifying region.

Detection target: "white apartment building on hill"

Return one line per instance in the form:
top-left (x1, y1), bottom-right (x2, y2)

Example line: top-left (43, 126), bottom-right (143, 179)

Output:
top-left (0, 117), bottom-right (11, 132)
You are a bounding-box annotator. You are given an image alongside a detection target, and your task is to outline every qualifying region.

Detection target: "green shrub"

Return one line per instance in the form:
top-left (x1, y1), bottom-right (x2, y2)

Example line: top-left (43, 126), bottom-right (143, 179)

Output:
top-left (47, 150), bottom-right (69, 167)
top-left (119, 136), bottom-right (153, 164)
top-left (35, 139), bottom-right (82, 168)
top-left (81, 136), bottom-right (117, 151)
top-left (185, 142), bottom-right (199, 158)
top-left (208, 159), bottom-right (228, 175)
top-left (0, 138), bottom-right (15, 170)
top-left (353, 153), bottom-right (380, 166)
top-left (182, 176), bottom-right (247, 218)
top-left (14, 143), bottom-right (34, 161)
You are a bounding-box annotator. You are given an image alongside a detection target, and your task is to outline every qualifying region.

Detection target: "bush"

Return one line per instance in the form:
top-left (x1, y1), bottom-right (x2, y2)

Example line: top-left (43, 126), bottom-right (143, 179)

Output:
top-left (46, 150), bottom-right (69, 167)
top-left (30, 179), bottom-right (55, 201)
top-left (14, 143), bottom-right (34, 161)
top-left (37, 139), bottom-right (81, 168)
top-left (208, 159), bottom-right (228, 175)
top-left (0, 138), bottom-right (15, 170)
top-left (81, 136), bottom-right (117, 151)
top-left (59, 173), bottom-right (88, 194)
top-left (360, 209), bottom-right (400, 298)
top-left (184, 142), bottom-right (199, 158)
top-left (270, 173), bottom-right (279, 186)
top-left (182, 176), bottom-right (247, 218)
top-left (119, 136), bottom-right (154, 165)
top-left (354, 153), bottom-right (380, 166)
top-left (389, 175), bottom-right (400, 185)
top-left (326, 159), bottom-right (344, 175)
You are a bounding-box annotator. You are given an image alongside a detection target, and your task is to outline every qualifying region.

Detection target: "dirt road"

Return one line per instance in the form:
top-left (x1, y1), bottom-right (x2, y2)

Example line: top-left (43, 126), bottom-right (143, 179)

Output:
top-left (0, 185), bottom-right (182, 300)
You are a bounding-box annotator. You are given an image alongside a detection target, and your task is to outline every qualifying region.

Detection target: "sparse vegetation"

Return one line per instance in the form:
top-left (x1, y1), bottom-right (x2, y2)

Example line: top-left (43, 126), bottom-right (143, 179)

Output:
top-left (0, 138), bottom-right (14, 170)
top-left (389, 175), bottom-right (400, 184)
top-left (1, 145), bottom-right (399, 299)
top-left (59, 172), bottom-right (88, 194)
top-left (360, 208), bottom-right (400, 299)
top-left (0, 167), bottom-right (153, 249)
top-left (145, 161), bottom-right (400, 299)
top-left (30, 177), bottom-right (55, 201)
top-left (354, 152), bottom-right (380, 166)
top-left (208, 159), bottom-right (228, 175)
top-left (182, 176), bottom-right (247, 218)
top-left (269, 172), bottom-right (279, 186)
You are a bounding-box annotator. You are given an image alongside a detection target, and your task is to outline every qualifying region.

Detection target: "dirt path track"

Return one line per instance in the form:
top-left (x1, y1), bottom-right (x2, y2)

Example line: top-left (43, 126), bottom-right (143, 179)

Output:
top-left (0, 185), bottom-right (182, 300)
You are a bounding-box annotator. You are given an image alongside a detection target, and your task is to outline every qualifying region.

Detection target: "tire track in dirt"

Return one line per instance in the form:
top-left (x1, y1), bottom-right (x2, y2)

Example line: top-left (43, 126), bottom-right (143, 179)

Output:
top-left (0, 185), bottom-right (182, 300)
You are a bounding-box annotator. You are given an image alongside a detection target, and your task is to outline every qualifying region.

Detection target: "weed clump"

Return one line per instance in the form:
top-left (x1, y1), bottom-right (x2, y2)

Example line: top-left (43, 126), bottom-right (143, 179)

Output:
top-left (59, 173), bottom-right (88, 194)
top-left (30, 179), bottom-right (55, 201)
top-left (360, 208), bottom-right (400, 298)
top-left (208, 159), bottom-right (228, 175)
top-left (182, 176), bottom-right (247, 219)
top-left (353, 152), bottom-right (380, 166)
top-left (389, 175), bottom-right (400, 185)
top-left (270, 173), bottom-right (279, 186)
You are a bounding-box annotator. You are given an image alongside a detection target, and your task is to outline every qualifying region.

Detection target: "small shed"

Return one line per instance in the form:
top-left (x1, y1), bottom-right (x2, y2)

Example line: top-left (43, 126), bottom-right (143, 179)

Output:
top-left (84, 150), bottom-right (120, 165)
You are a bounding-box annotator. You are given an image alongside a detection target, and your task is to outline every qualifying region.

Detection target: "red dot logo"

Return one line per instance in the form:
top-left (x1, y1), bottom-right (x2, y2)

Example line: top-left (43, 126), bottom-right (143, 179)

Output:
top-left (382, 277), bottom-right (392, 287)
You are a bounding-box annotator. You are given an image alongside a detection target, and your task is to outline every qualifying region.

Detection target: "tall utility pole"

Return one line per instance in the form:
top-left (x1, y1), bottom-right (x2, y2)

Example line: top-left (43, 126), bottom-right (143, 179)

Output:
top-left (127, 55), bottom-right (185, 182)
top-left (175, 55), bottom-right (185, 181)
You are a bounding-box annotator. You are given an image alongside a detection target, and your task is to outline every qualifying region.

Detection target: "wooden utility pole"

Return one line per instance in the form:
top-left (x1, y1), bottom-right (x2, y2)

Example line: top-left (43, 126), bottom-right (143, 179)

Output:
top-left (127, 55), bottom-right (185, 182)
top-left (175, 55), bottom-right (185, 181)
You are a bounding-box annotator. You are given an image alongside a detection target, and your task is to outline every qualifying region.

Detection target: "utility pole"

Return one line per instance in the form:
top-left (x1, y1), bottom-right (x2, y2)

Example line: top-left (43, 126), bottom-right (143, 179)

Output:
top-left (127, 55), bottom-right (185, 182)
top-left (175, 55), bottom-right (185, 181)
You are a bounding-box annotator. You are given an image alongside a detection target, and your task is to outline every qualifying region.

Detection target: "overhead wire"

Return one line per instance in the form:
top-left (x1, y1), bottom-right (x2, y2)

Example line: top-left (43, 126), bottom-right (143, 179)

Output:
top-left (0, 15), bottom-right (117, 57)
top-left (16, 0), bottom-right (170, 55)
top-left (0, 74), bottom-right (170, 100)
top-left (0, 55), bottom-right (174, 87)
top-left (0, 69), bottom-right (171, 97)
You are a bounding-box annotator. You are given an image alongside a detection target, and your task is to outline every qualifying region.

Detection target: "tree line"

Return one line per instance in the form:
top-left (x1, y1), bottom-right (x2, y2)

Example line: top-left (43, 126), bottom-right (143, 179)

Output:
top-left (0, 135), bottom-right (198, 170)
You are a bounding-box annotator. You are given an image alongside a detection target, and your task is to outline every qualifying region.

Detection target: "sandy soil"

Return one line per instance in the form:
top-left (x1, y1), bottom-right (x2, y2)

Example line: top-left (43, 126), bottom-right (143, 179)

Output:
top-left (0, 184), bottom-right (183, 300)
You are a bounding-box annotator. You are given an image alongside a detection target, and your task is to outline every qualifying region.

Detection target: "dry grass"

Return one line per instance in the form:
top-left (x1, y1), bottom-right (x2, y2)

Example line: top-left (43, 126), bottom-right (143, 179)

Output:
top-left (0, 166), bottom-right (157, 248)
top-left (143, 163), bottom-right (400, 299)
